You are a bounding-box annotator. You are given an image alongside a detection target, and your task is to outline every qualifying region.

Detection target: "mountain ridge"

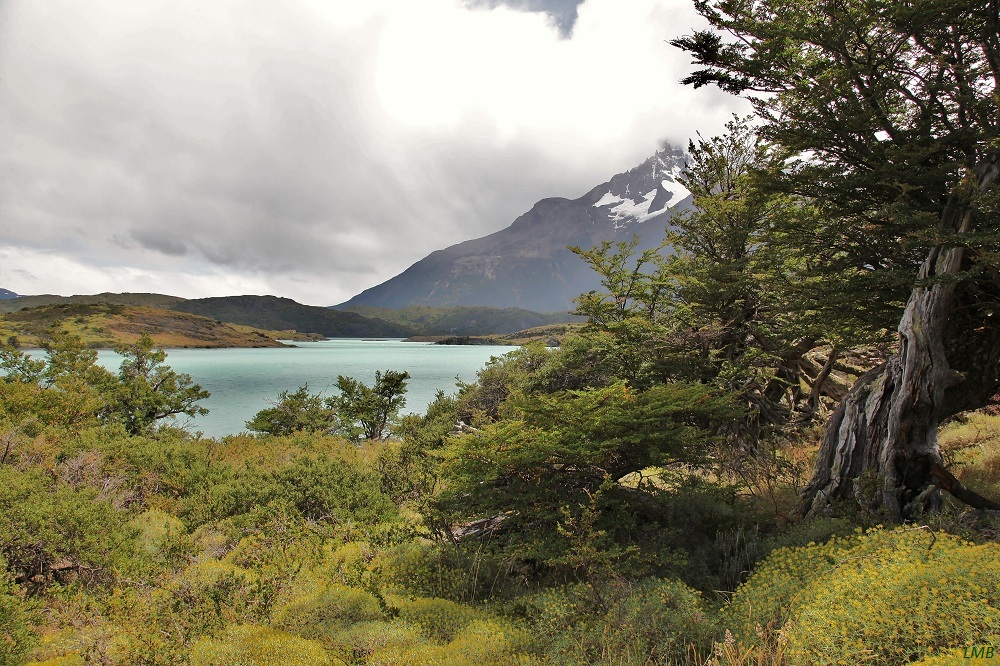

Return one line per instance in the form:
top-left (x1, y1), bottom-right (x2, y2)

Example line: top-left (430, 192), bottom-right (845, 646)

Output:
top-left (337, 144), bottom-right (690, 312)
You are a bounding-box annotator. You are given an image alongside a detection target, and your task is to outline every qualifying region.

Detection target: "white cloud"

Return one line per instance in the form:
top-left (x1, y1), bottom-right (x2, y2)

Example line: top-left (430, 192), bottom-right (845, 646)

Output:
top-left (0, 0), bottom-right (747, 305)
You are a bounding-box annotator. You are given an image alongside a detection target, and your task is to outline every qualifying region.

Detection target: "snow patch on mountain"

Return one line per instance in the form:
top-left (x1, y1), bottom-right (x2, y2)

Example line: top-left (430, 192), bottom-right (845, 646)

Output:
top-left (593, 191), bottom-right (622, 207)
top-left (659, 175), bottom-right (689, 205)
top-left (593, 162), bottom-right (690, 229)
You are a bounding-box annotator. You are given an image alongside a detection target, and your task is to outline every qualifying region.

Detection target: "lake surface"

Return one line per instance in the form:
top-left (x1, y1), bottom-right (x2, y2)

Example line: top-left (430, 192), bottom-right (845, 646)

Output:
top-left (89, 339), bottom-right (519, 438)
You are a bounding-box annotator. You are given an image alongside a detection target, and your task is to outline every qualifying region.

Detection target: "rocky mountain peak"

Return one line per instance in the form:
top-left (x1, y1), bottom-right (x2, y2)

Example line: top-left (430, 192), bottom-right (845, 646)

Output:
top-left (337, 143), bottom-right (691, 312)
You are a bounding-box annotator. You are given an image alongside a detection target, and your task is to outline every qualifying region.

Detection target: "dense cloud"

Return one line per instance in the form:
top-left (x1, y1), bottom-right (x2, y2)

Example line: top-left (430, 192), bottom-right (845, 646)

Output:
top-left (0, 0), bottom-right (744, 306)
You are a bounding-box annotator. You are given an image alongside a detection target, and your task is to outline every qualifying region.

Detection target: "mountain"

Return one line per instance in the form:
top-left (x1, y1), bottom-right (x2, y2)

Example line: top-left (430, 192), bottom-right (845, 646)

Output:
top-left (337, 145), bottom-right (690, 312)
top-left (0, 289), bottom-right (18, 300)
top-left (170, 295), bottom-right (416, 338)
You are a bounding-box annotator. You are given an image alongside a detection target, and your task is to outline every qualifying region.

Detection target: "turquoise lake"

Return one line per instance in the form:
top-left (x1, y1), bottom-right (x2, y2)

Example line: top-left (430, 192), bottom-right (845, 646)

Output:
top-left (88, 339), bottom-right (519, 438)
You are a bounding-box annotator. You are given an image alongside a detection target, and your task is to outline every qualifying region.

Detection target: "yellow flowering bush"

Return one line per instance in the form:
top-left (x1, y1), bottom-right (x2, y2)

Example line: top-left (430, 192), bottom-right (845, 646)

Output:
top-left (25, 657), bottom-right (85, 666)
top-left (324, 620), bottom-right (424, 662)
top-left (394, 596), bottom-right (484, 643)
top-left (190, 624), bottom-right (339, 666)
top-left (273, 583), bottom-right (384, 640)
top-left (727, 526), bottom-right (1000, 665)
top-left (367, 618), bottom-right (538, 666)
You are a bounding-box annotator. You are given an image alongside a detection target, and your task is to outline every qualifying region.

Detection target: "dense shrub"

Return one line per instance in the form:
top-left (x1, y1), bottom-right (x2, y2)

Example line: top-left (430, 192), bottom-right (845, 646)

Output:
top-left (0, 557), bottom-right (33, 666)
top-left (166, 560), bottom-right (264, 636)
top-left (129, 508), bottom-right (190, 570)
top-left (394, 596), bottom-right (484, 643)
top-left (190, 624), bottom-right (339, 666)
top-left (0, 467), bottom-right (133, 588)
top-left (519, 578), bottom-right (715, 665)
top-left (604, 578), bottom-right (716, 662)
top-left (368, 618), bottom-right (537, 666)
top-left (274, 455), bottom-right (396, 526)
top-left (326, 621), bottom-right (423, 663)
top-left (273, 583), bottom-right (385, 639)
top-left (379, 541), bottom-right (493, 601)
top-left (728, 527), bottom-right (1000, 664)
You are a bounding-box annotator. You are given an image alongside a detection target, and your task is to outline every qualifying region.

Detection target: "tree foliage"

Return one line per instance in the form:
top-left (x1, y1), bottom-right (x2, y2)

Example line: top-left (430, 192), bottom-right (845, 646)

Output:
top-left (245, 385), bottom-right (337, 436)
top-left (109, 334), bottom-right (210, 435)
top-left (437, 380), bottom-right (738, 576)
top-left (672, 0), bottom-right (1000, 330)
top-left (330, 370), bottom-right (411, 441)
top-left (673, 0), bottom-right (1000, 517)
top-left (0, 333), bottom-right (209, 436)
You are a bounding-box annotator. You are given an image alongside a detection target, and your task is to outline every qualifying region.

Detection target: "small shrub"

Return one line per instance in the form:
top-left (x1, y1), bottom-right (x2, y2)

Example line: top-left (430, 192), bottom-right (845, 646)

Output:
top-left (380, 541), bottom-right (481, 601)
top-left (273, 583), bottom-right (384, 639)
top-left (190, 624), bottom-right (338, 666)
top-left (728, 526), bottom-right (1000, 665)
top-left (128, 508), bottom-right (190, 572)
top-left (395, 597), bottom-right (484, 643)
top-left (605, 577), bottom-right (716, 663)
top-left (368, 618), bottom-right (537, 666)
top-left (328, 620), bottom-right (424, 662)
top-left (167, 560), bottom-right (262, 635)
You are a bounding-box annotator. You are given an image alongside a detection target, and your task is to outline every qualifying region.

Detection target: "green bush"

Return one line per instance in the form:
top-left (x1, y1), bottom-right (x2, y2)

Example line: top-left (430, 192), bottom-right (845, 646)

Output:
top-left (519, 579), bottom-right (714, 665)
top-left (326, 621), bottom-right (423, 663)
top-left (0, 467), bottom-right (133, 587)
top-left (166, 560), bottom-right (263, 636)
top-left (190, 624), bottom-right (339, 666)
top-left (0, 558), bottom-right (33, 666)
top-left (604, 578), bottom-right (716, 663)
top-left (395, 597), bottom-right (484, 643)
top-left (727, 526), bottom-right (1000, 664)
top-left (274, 583), bottom-right (384, 639)
top-left (379, 541), bottom-right (488, 601)
top-left (368, 618), bottom-right (537, 666)
top-left (129, 508), bottom-right (189, 568)
top-left (274, 456), bottom-right (397, 526)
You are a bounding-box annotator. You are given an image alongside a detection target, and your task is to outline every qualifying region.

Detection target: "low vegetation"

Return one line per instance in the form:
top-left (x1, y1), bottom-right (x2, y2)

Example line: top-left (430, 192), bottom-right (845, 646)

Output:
top-left (3, 1), bottom-right (999, 662)
top-left (1, 325), bottom-right (998, 665)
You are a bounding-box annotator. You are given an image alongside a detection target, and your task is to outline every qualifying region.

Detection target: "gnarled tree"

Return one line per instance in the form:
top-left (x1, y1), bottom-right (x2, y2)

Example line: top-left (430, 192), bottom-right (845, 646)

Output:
top-left (673, 0), bottom-right (1000, 518)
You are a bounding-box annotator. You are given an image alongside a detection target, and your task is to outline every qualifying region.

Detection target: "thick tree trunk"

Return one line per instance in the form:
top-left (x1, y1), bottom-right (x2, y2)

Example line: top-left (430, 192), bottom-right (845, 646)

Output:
top-left (802, 151), bottom-right (1000, 520)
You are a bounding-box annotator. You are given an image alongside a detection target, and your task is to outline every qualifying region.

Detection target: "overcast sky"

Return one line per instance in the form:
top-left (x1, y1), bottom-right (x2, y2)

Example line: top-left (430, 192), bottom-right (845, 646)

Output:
top-left (0, 0), bottom-right (745, 306)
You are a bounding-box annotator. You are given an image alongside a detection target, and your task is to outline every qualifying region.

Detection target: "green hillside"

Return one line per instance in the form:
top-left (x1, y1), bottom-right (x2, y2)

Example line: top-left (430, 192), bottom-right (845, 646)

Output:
top-left (1, 293), bottom-right (418, 340)
top-left (0, 303), bottom-right (313, 348)
top-left (0, 292), bottom-right (186, 314)
top-left (339, 304), bottom-right (581, 336)
top-left (172, 295), bottom-right (416, 338)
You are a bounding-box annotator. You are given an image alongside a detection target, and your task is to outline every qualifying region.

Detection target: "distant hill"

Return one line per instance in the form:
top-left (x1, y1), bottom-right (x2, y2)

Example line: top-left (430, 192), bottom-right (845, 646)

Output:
top-left (0, 292), bottom-right (185, 314)
top-left (0, 303), bottom-right (310, 348)
top-left (338, 145), bottom-right (690, 312)
top-left (171, 295), bottom-right (416, 338)
top-left (0, 293), bottom-right (416, 342)
top-left (339, 305), bottom-right (582, 336)
top-left (0, 289), bottom-right (19, 300)
top-left (0, 293), bottom-right (571, 341)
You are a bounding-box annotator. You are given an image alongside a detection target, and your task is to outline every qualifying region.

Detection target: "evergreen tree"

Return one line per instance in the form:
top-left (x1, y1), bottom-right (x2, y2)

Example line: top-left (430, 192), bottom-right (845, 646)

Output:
top-left (110, 334), bottom-right (210, 435)
top-left (331, 370), bottom-right (410, 441)
top-left (673, 0), bottom-right (1000, 517)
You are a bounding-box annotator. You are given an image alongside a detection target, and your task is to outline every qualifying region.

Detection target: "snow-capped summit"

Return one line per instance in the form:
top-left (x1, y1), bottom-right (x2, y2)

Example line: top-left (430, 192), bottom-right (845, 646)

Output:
top-left (336, 145), bottom-right (691, 312)
top-left (588, 145), bottom-right (690, 228)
